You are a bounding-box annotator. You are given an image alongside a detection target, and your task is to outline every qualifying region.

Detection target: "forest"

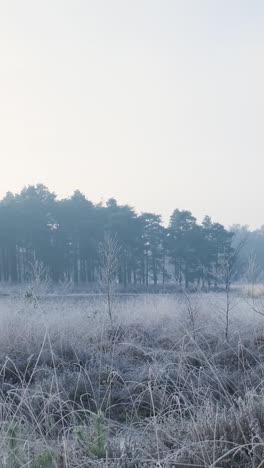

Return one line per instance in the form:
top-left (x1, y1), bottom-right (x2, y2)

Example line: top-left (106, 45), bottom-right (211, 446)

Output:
top-left (0, 183), bottom-right (261, 288)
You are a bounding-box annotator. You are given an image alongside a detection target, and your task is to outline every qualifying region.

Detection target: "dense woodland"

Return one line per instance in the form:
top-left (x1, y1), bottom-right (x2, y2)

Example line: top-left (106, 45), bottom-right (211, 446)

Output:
top-left (0, 184), bottom-right (261, 288)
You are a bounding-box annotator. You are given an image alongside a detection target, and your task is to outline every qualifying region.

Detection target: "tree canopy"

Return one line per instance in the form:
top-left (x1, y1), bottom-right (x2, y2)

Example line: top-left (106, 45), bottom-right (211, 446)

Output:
top-left (0, 184), bottom-right (246, 288)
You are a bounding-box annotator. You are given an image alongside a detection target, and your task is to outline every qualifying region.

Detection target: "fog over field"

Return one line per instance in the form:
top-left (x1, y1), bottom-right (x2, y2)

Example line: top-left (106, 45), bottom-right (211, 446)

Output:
top-left (1, 1), bottom-right (264, 467)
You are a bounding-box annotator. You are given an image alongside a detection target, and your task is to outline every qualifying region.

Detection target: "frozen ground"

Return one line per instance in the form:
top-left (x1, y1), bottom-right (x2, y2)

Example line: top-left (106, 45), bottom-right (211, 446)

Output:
top-left (0, 291), bottom-right (263, 466)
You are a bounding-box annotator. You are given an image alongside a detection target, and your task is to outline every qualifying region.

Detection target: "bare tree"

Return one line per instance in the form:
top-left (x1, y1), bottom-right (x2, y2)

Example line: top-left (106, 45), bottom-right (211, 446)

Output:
top-left (182, 290), bottom-right (200, 341)
top-left (214, 238), bottom-right (246, 340)
top-left (100, 234), bottom-right (120, 324)
top-left (25, 255), bottom-right (51, 306)
top-left (246, 251), bottom-right (262, 299)
top-left (244, 253), bottom-right (264, 317)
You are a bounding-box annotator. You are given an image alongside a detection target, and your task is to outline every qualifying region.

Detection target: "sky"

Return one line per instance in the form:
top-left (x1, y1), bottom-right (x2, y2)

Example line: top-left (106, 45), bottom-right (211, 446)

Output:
top-left (0, 1), bottom-right (264, 228)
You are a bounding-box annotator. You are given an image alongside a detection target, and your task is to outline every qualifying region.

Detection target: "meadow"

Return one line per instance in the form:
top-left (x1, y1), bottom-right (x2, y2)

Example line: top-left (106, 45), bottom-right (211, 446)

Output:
top-left (0, 290), bottom-right (264, 467)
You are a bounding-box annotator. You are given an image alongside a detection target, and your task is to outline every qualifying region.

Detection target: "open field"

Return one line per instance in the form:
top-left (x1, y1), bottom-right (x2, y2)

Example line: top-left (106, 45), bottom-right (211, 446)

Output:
top-left (0, 292), bottom-right (264, 467)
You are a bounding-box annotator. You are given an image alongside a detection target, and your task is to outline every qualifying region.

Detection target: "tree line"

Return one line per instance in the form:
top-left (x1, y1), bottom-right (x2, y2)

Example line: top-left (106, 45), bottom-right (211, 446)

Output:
top-left (0, 184), bottom-right (243, 288)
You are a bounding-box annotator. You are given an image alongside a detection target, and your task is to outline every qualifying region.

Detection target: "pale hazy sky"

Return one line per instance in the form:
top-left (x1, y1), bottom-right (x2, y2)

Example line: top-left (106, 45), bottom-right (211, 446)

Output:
top-left (1, 1), bottom-right (264, 227)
